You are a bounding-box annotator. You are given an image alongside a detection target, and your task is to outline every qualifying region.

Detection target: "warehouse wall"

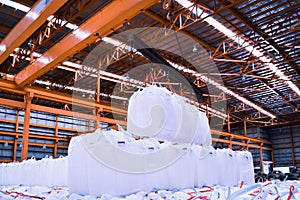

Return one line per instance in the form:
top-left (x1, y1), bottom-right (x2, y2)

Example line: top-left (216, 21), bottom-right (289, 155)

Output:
top-left (229, 124), bottom-right (272, 167)
top-left (0, 106), bottom-right (106, 161)
top-left (269, 125), bottom-right (300, 168)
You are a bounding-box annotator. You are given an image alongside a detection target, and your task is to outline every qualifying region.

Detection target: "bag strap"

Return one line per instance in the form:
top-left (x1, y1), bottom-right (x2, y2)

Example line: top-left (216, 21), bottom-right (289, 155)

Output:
top-left (228, 183), bottom-right (263, 200)
top-left (261, 184), bottom-right (280, 200)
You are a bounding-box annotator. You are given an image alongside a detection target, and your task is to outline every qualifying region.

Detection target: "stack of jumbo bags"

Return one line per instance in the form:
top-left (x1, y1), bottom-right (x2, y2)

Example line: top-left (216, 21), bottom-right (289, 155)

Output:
top-left (68, 85), bottom-right (254, 196)
top-left (68, 129), bottom-right (195, 196)
top-left (68, 128), bottom-right (255, 196)
top-left (0, 156), bottom-right (68, 186)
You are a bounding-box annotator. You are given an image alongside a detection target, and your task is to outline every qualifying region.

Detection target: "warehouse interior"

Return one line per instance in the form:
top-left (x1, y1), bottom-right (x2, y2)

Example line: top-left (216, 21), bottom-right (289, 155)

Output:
top-left (0, 0), bottom-right (299, 198)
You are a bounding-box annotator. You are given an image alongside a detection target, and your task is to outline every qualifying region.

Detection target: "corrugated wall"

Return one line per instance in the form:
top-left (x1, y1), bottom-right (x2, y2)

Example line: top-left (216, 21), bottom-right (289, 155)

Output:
top-left (230, 124), bottom-right (272, 167)
top-left (0, 106), bottom-right (107, 161)
top-left (270, 125), bottom-right (300, 168)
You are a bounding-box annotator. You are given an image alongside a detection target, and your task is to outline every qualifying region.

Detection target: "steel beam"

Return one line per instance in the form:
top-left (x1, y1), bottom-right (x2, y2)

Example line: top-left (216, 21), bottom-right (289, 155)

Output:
top-left (144, 9), bottom-right (288, 116)
top-left (0, 79), bottom-right (127, 115)
top-left (15, 0), bottom-right (160, 86)
top-left (21, 92), bottom-right (33, 161)
top-left (0, 0), bottom-right (68, 65)
top-left (211, 129), bottom-right (272, 145)
top-left (0, 97), bottom-right (127, 126)
top-left (149, 5), bottom-right (297, 110)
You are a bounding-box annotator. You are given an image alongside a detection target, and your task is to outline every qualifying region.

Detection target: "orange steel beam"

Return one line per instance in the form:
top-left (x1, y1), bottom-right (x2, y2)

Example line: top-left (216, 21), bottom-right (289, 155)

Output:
top-left (0, 97), bottom-right (127, 126)
top-left (211, 129), bottom-right (272, 145)
top-left (15, 0), bottom-right (160, 86)
top-left (0, 79), bottom-right (127, 115)
top-left (13, 136), bottom-right (18, 161)
top-left (0, 130), bottom-right (69, 142)
top-left (0, 0), bottom-right (68, 65)
top-left (21, 92), bottom-right (33, 161)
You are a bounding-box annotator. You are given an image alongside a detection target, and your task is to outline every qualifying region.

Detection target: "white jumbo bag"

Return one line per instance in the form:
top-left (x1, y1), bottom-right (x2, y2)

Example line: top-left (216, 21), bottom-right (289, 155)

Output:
top-left (29, 157), bottom-right (39, 186)
top-left (172, 95), bottom-right (197, 144)
top-left (52, 157), bottom-right (68, 186)
top-left (236, 151), bottom-right (255, 185)
top-left (85, 130), bottom-right (146, 196)
top-left (140, 138), bottom-right (169, 192)
top-left (217, 148), bottom-right (238, 187)
top-left (127, 89), bottom-right (147, 135)
top-left (0, 163), bottom-right (3, 185)
top-left (5, 163), bottom-right (11, 185)
top-left (129, 85), bottom-right (167, 138)
top-left (22, 159), bottom-right (32, 185)
top-left (114, 139), bottom-right (147, 196)
top-left (68, 135), bottom-right (89, 195)
top-left (15, 162), bottom-right (22, 185)
top-left (127, 85), bottom-right (182, 142)
top-left (151, 86), bottom-right (180, 141)
top-left (39, 157), bottom-right (48, 186)
top-left (193, 111), bottom-right (211, 146)
top-left (5, 163), bottom-right (10, 185)
top-left (166, 144), bottom-right (195, 190)
top-left (45, 157), bottom-right (55, 186)
top-left (194, 145), bottom-right (218, 187)
top-left (58, 156), bottom-right (68, 186)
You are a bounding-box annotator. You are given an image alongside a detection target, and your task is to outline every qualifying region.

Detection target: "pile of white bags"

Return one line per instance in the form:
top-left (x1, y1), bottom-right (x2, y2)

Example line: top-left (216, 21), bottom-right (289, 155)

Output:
top-left (1, 180), bottom-right (300, 200)
top-left (68, 129), bottom-right (196, 196)
top-left (0, 85), bottom-right (255, 197)
top-left (0, 156), bottom-right (68, 187)
top-left (68, 129), bottom-right (255, 196)
top-left (67, 85), bottom-right (254, 196)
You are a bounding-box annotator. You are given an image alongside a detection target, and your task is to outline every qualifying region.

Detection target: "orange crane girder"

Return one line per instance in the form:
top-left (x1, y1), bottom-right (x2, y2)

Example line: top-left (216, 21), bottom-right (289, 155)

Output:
top-left (0, 0), bottom-right (68, 65)
top-left (15, 0), bottom-right (160, 87)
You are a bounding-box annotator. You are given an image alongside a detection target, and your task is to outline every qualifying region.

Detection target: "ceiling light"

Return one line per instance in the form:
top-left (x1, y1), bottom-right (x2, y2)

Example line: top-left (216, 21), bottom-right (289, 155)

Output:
top-left (96, 36), bottom-right (275, 118)
top-left (175, 0), bottom-right (300, 97)
top-left (0, 0), bottom-right (30, 12)
top-left (242, 75), bottom-right (246, 81)
top-left (192, 45), bottom-right (198, 53)
top-left (0, 44), bottom-right (6, 53)
top-left (4, 142), bottom-right (8, 147)
top-left (169, 61), bottom-right (276, 118)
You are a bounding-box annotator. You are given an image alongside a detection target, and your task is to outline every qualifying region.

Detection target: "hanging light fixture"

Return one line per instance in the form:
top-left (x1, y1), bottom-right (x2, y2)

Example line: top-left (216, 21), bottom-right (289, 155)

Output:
top-left (43, 144), bottom-right (46, 150)
top-left (19, 142), bottom-right (23, 148)
top-left (4, 141), bottom-right (8, 147)
top-left (192, 45), bottom-right (198, 53)
top-left (242, 75), bottom-right (246, 81)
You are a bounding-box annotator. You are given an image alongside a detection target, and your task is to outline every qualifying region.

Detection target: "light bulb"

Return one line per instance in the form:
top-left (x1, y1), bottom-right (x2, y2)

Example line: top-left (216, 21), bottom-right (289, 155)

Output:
top-left (4, 142), bottom-right (8, 147)
top-left (192, 45), bottom-right (198, 53)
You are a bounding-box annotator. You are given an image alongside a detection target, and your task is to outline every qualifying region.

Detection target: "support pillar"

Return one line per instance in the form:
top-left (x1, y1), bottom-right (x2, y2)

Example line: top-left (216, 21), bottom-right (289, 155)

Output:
top-left (54, 140), bottom-right (58, 159)
top-left (260, 142), bottom-right (264, 172)
top-left (246, 139), bottom-right (249, 151)
top-left (227, 112), bottom-right (230, 132)
top-left (54, 115), bottom-right (59, 158)
top-left (21, 92), bottom-right (33, 161)
top-left (242, 120), bottom-right (247, 150)
top-left (271, 144), bottom-right (274, 168)
top-left (243, 119), bottom-right (247, 136)
top-left (95, 72), bottom-right (101, 129)
top-left (228, 136), bottom-right (232, 149)
top-left (290, 126), bottom-right (295, 166)
top-left (15, 110), bottom-right (19, 132)
top-left (13, 136), bottom-right (18, 161)
top-left (88, 120), bottom-right (91, 132)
